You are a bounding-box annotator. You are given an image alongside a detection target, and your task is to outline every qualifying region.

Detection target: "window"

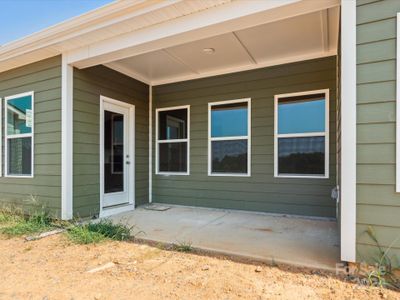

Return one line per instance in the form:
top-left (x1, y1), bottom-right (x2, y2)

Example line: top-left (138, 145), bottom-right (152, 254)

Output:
top-left (208, 98), bottom-right (251, 176)
top-left (274, 90), bottom-right (329, 178)
top-left (5, 92), bottom-right (34, 177)
top-left (156, 106), bottom-right (189, 175)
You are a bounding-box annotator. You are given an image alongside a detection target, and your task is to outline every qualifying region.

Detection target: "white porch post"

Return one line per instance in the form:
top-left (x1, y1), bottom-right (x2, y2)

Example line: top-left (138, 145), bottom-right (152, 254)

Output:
top-left (149, 85), bottom-right (153, 203)
top-left (340, 0), bottom-right (357, 262)
top-left (61, 54), bottom-right (74, 220)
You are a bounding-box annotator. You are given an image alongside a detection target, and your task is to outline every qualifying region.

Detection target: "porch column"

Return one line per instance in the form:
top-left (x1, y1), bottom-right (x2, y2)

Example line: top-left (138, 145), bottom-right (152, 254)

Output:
top-left (61, 54), bottom-right (74, 220)
top-left (340, 0), bottom-right (357, 263)
top-left (149, 85), bottom-right (153, 203)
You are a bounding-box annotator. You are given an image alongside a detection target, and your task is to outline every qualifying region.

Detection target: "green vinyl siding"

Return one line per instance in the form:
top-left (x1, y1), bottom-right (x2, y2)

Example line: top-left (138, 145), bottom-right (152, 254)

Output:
top-left (356, 0), bottom-right (400, 265)
top-left (0, 56), bottom-right (62, 216)
top-left (73, 65), bottom-right (149, 217)
top-left (153, 57), bottom-right (337, 218)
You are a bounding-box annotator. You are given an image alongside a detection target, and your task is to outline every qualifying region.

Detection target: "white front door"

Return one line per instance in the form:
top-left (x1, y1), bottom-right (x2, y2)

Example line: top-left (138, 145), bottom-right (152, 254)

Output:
top-left (101, 97), bottom-right (135, 209)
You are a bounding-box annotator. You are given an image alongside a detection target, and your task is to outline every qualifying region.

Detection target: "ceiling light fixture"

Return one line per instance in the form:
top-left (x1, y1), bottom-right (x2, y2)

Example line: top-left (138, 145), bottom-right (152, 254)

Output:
top-left (203, 47), bottom-right (215, 54)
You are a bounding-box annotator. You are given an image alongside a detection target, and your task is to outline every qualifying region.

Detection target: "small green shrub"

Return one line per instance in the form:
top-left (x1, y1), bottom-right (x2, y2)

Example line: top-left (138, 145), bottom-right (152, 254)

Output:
top-left (0, 196), bottom-right (54, 237)
top-left (66, 225), bottom-right (106, 244)
top-left (1, 220), bottom-right (51, 236)
top-left (0, 213), bottom-right (53, 237)
top-left (87, 219), bottom-right (131, 241)
top-left (173, 241), bottom-right (193, 252)
top-left (66, 219), bottom-right (132, 244)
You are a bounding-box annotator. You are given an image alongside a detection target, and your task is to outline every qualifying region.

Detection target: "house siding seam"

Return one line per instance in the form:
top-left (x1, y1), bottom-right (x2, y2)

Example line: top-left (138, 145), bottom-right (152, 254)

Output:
top-left (73, 65), bottom-right (149, 218)
top-left (356, 0), bottom-right (400, 265)
top-left (0, 56), bottom-right (62, 216)
top-left (153, 56), bottom-right (337, 218)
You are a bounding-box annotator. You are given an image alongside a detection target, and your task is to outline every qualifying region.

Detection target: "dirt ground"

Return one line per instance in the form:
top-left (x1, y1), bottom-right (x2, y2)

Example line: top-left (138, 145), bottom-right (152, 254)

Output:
top-left (0, 234), bottom-right (399, 300)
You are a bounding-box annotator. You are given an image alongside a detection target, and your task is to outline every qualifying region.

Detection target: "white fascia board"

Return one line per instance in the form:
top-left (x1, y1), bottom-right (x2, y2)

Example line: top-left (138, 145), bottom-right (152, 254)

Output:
top-left (61, 54), bottom-right (74, 220)
top-left (0, 0), bottom-right (183, 63)
top-left (67, 0), bottom-right (340, 68)
top-left (340, 0), bottom-right (357, 263)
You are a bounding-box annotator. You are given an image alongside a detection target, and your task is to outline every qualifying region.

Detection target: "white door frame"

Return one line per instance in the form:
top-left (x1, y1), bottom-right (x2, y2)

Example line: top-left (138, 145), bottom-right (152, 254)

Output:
top-left (99, 95), bottom-right (135, 218)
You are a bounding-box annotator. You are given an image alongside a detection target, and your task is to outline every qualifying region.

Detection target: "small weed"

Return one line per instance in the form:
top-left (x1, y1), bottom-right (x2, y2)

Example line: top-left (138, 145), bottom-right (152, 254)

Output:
top-left (67, 225), bottom-right (106, 244)
top-left (362, 226), bottom-right (400, 290)
top-left (155, 242), bottom-right (166, 250)
top-left (0, 210), bottom-right (54, 237)
top-left (87, 219), bottom-right (131, 241)
top-left (173, 241), bottom-right (193, 252)
top-left (0, 206), bottom-right (23, 224)
top-left (66, 219), bottom-right (132, 244)
top-left (0, 196), bottom-right (55, 237)
top-left (0, 212), bottom-right (15, 223)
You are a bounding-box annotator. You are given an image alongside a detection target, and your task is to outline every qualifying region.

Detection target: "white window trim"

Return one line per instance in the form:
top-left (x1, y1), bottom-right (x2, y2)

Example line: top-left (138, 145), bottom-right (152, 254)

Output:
top-left (4, 91), bottom-right (34, 178)
top-left (155, 105), bottom-right (190, 176)
top-left (208, 98), bottom-right (251, 177)
top-left (274, 89), bottom-right (329, 179)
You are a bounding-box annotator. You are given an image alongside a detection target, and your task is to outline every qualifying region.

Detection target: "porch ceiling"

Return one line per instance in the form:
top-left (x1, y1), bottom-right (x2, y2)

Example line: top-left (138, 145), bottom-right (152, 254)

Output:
top-left (106, 7), bottom-right (339, 85)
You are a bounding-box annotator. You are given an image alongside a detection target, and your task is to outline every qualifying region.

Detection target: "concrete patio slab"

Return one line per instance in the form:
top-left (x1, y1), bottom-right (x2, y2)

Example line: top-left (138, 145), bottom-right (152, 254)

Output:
top-left (108, 204), bottom-right (340, 271)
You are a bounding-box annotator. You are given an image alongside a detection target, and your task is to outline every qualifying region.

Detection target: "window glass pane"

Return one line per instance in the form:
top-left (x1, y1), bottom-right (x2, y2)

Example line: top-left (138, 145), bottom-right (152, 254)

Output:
top-left (159, 142), bottom-right (187, 172)
top-left (8, 137), bottom-right (32, 176)
top-left (211, 140), bottom-right (247, 174)
top-left (104, 111), bottom-right (124, 193)
top-left (278, 97), bottom-right (325, 134)
top-left (211, 102), bottom-right (248, 137)
top-left (158, 109), bottom-right (187, 140)
top-left (278, 136), bottom-right (325, 175)
top-left (7, 95), bottom-right (33, 135)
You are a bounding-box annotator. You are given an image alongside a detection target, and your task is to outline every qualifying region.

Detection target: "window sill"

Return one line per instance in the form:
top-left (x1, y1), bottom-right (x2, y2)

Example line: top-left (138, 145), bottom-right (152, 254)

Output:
top-left (156, 172), bottom-right (189, 176)
top-left (5, 175), bottom-right (34, 179)
top-left (274, 174), bottom-right (329, 179)
top-left (208, 173), bottom-right (251, 177)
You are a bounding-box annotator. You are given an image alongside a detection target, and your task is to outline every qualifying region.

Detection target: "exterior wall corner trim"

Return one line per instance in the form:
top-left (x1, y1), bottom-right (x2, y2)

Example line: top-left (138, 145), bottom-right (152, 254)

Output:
top-left (340, 0), bottom-right (357, 263)
top-left (61, 54), bottom-right (74, 220)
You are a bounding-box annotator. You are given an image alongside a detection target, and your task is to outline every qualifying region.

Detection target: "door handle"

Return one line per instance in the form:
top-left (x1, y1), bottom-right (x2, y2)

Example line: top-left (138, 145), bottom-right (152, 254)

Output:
top-left (126, 161), bottom-right (131, 165)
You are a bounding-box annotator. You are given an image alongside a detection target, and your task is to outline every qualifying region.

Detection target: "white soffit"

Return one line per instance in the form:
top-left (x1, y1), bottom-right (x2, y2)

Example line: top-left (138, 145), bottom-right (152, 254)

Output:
top-left (235, 11), bottom-right (329, 61)
top-left (108, 7), bottom-right (340, 85)
top-left (0, 0), bottom-right (232, 73)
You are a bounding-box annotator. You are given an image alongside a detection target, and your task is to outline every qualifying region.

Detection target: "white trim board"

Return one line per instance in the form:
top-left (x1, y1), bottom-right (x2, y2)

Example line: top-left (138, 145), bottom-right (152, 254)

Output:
top-left (61, 55), bottom-right (73, 220)
top-left (396, 13), bottom-right (400, 193)
top-left (4, 91), bottom-right (35, 178)
top-left (340, 0), bottom-right (356, 263)
top-left (99, 95), bottom-right (135, 218)
top-left (273, 89), bottom-right (330, 179)
top-left (208, 98), bottom-right (251, 177)
top-left (155, 105), bottom-right (190, 176)
top-left (148, 85), bottom-right (153, 203)
top-left (67, 0), bottom-right (340, 69)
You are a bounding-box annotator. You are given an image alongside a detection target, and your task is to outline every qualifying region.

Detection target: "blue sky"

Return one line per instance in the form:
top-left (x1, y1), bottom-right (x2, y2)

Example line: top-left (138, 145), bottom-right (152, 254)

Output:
top-left (0, 0), bottom-right (113, 45)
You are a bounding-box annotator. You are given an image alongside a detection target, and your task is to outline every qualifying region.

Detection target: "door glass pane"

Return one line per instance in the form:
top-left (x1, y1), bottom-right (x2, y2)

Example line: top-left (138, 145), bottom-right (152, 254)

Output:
top-left (158, 109), bottom-right (187, 140)
top-left (104, 110), bottom-right (124, 193)
top-left (211, 102), bottom-right (248, 137)
top-left (278, 97), bottom-right (325, 134)
top-left (8, 137), bottom-right (32, 176)
top-left (7, 95), bottom-right (33, 135)
top-left (278, 136), bottom-right (325, 175)
top-left (159, 142), bottom-right (187, 172)
top-left (211, 139), bottom-right (247, 174)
